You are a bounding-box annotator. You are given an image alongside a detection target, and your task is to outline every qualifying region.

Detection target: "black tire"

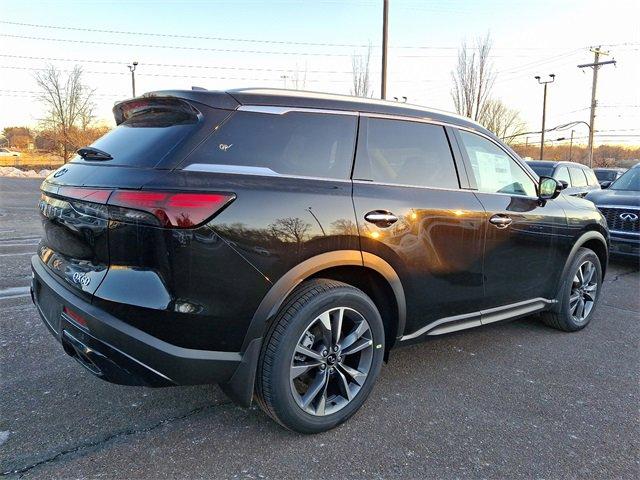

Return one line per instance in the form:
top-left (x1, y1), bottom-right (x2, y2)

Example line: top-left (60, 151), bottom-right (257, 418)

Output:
top-left (541, 247), bottom-right (603, 332)
top-left (255, 279), bottom-right (385, 434)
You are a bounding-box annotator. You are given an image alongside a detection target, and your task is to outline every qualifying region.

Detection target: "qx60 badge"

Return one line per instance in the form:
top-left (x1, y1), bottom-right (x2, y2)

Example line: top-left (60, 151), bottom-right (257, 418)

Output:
top-left (619, 212), bottom-right (639, 222)
top-left (72, 272), bottom-right (91, 287)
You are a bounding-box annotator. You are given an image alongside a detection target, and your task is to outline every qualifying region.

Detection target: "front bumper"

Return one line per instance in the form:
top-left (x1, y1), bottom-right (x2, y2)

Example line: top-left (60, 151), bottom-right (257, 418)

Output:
top-left (31, 256), bottom-right (243, 388)
top-left (609, 232), bottom-right (640, 257)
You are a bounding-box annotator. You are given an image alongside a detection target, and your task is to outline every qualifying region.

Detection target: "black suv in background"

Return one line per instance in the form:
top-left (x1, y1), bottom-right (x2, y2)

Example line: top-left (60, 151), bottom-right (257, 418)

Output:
top-left (593, 167), bottom-right (627, 187)
top-left (526, 160), bottom-right (600, 197)
top-left (32, 89), bottom-right (609, 433)
top-left (587, 164), bottom-right (640, 257)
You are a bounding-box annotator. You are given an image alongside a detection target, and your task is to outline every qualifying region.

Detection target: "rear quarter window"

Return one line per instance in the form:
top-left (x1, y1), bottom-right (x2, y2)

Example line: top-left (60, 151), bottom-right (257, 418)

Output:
top-left (182, 110), bottom-right (357, 180)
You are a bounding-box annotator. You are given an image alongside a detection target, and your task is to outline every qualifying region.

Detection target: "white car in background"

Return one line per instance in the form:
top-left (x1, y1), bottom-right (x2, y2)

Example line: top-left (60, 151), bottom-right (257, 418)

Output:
top-left (0, 148), bottom-right (20, 157)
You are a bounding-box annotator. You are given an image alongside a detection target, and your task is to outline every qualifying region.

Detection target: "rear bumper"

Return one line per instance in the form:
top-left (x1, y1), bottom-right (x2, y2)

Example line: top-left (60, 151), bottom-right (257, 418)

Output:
top-left (31, 256), bottom-right (243, 388)
top-left (609, 232), bottom-right (639, 257)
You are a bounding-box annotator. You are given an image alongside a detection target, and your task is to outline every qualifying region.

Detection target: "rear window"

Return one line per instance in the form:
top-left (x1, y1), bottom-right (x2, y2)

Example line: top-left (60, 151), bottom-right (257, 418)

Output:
top-left (71, 100), bottom-right (205, 168)
top-left (595, 170), bottom-right (614, 182)
top-left (528, 164), bottom-right (555, 177)
top-left (182, 111), bottom-right (357, 180)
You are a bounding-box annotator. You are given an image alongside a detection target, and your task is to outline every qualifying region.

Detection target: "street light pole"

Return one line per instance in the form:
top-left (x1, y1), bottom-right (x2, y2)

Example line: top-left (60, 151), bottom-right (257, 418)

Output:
top-left (535, 74), bottom-right (555, 160)
top-left (381, 0), bottom-right (389, 99)
top-left (128, 61), bottom-right (138, 97)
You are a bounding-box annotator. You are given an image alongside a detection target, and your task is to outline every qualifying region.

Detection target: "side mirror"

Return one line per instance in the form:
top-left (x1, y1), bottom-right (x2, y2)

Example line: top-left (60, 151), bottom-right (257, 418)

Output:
top-left (600, 181), bottom-right (612, 189)
top-left (538, 176), bottom-right (562, 201)
top-left (558, 180), bottom-right (569, 190)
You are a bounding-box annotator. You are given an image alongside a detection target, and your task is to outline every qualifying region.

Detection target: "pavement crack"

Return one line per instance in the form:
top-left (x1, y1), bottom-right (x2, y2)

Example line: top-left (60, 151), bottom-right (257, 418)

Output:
top-left (3, 400), bottom-right (232, 477)
top-left (605, 269), bottom-right (639, 284)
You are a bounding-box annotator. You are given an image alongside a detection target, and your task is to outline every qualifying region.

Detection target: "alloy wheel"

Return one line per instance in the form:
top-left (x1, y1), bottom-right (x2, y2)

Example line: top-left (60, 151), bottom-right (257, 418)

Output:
top-left (569, 260), bottom-right (598, 323)
top-left (289, 307), bottom-right (374, 416)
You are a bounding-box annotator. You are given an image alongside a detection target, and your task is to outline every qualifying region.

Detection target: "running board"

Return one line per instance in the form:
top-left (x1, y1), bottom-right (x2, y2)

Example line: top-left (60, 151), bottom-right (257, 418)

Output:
top-left (400, 297), bottom-right (556, 342)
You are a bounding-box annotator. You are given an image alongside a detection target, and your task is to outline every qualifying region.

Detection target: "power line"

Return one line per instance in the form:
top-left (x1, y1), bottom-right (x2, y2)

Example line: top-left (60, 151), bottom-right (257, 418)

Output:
top-left (0, 20), bottom-right (596, 51)
top-left (0, 65), bottom-right (356, 83)
top-left (0, 54), bottom-right (354, 74)
top-left (0, 34), bottom-right (358, 57)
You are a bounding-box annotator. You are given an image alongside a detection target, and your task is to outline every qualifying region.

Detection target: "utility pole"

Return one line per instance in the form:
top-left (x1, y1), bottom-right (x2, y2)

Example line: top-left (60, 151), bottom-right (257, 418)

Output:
top-left (534, 74), bottom-right (556, 160)
top-left (578, 46), bottom-right (616, 168)
top-left (128, 61), bottom-right (138, 97)
top-left (569, 129), bottom-right (574, 161)
top-left (280, 75), bottom-right (289, 89)
top-left (381, 0), bottom-right (389, 100)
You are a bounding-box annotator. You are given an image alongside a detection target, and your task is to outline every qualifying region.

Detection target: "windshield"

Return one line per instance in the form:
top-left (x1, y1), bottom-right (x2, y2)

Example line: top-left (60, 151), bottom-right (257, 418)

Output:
top-left (610, 167), bottom-right (640, 191)
top-left (529, 165), bottom-right (554, 177)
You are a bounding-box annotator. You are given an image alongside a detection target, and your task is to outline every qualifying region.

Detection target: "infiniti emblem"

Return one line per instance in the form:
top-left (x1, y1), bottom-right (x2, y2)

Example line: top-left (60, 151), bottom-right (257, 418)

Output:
top-left (53, 167), bottom-right (68, 178)
top-left (619, 212), bottom-right (639, 222)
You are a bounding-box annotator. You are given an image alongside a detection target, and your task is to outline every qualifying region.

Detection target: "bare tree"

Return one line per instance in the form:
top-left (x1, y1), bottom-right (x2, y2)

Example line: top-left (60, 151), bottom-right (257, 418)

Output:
top-left (35, 65), bottom-right (95, 161)
top-left (480, 99), bottom-right (527, 143)
top-left (451, 33), bottom-right (495, 121)
top-left (351, 44), bottom-right (372, 98)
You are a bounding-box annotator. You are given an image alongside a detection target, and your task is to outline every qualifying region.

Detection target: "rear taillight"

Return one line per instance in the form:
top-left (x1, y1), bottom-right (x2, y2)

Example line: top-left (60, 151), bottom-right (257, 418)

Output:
top-left (41, 187), bottom-right (235, 229)
top-left (108, 191), bottom-right (235, 228)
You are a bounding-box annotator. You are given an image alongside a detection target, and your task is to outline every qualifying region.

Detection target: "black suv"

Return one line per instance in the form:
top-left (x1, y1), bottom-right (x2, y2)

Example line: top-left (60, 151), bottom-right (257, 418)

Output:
top-left (526, 160), bottom-right (601, 197)
top-left (32, 89), bottom-right (609, 433)
top-left (587, 164), bottom-right (640, 257)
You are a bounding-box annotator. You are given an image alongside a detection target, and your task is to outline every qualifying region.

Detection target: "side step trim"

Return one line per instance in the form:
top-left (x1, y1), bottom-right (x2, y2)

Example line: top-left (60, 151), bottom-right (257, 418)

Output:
top-left (400, 297), bottom-right (556, 342)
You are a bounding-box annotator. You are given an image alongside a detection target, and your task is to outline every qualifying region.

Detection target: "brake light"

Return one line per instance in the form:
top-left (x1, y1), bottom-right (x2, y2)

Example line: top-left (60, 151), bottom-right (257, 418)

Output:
top-left (108, 191), bottom-right (235, 228)
top-left (63, 306), bottom-right (88, 327)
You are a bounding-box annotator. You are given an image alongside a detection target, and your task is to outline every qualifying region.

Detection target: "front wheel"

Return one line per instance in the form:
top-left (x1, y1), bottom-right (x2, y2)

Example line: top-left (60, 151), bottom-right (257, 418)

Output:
top-left (541, 247), bottom-right (603, 332)
top-left (255, 279), bottom-right (385, 433)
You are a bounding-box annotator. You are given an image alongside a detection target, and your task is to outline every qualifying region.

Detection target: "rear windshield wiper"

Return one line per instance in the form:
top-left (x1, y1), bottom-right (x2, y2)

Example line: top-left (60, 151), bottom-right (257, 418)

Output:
top-left (77, 147), bottom-right (113, 161)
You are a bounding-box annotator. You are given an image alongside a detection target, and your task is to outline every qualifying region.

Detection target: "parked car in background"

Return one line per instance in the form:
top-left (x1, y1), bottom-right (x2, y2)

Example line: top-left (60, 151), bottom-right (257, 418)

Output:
top-left (593, 167), bottom-right (627, 188)
top-left (0, 147), bottom-right (20, 157)
top-left (32, 89), bottom-right (609, 433)
top-left (587, 164), bottom-right (640, 257)
top-left (526, 160), bottom-right (600, 197)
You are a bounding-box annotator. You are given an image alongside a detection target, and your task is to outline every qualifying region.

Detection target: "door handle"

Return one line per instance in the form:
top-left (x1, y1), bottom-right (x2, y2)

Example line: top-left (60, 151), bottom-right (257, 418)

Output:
top-left (364, 210), bottom-right (398, 228)
top-left (489, 214), bottom-right (512, 229)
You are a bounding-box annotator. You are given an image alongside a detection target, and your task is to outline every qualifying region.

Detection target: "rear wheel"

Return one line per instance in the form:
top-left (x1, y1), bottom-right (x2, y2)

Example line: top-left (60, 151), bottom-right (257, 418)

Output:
top-left (255, 279), bottom-right (385, 433)
top-left (542, 247), bottom-right (602, 331)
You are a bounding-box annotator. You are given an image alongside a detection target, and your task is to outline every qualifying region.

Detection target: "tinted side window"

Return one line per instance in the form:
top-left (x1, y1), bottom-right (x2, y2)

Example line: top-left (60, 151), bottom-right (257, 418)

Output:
top-left (569, 168), bottom-right (588, 187)
top-left (353, 118), bottom-right (459, 189)
top-left (585, 169), bottom-right (599, 185)
top-left (458, 130), bottom-right (536, 197)
top-left (183, 111), bottom-right (357, 179)
top-left (555, 167), bottom-right (571, 185)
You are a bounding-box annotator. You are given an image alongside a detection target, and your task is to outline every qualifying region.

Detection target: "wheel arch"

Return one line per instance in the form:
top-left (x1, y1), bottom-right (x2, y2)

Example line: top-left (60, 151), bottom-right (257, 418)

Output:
top-left (553, 229), bottom-right (608, 309)
top-left (222, 250), bottom-right (406, 407)
top-left (240, 250), bottom-right (406, 352)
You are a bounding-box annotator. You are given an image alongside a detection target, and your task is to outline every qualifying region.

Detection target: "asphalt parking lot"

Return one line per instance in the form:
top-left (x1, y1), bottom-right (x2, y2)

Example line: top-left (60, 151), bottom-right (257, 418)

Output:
top-left (1, 176), bottom-right (638, 479)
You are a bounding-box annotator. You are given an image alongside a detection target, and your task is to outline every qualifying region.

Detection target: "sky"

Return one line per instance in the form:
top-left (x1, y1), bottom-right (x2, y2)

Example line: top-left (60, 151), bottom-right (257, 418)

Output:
top-left (0, 0), bottom-right (639, 146)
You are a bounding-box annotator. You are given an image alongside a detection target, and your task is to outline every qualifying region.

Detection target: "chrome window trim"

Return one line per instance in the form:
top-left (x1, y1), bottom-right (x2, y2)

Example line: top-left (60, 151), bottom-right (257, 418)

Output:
top-left (352, 179), bottom-right (466, 193)
top-left (237, 105), bottom-right (358, 116)
top-left (181, 163), bottom-right (352, 183)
